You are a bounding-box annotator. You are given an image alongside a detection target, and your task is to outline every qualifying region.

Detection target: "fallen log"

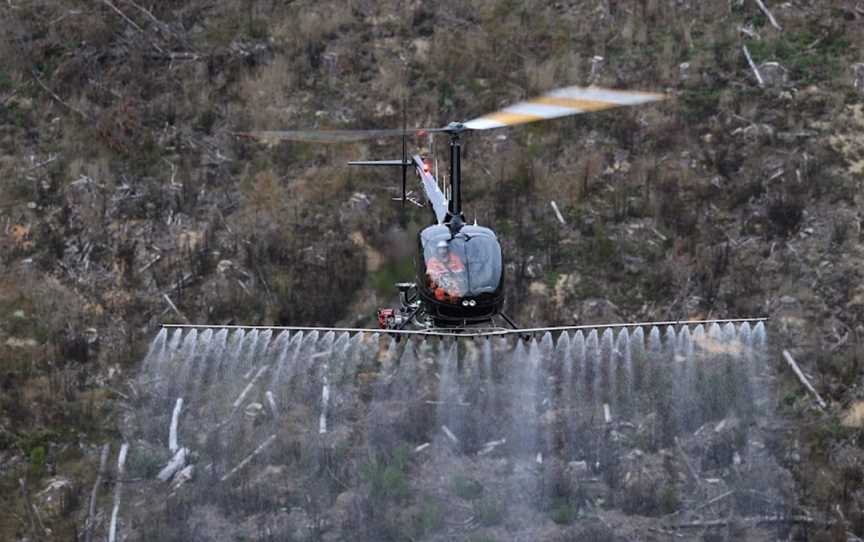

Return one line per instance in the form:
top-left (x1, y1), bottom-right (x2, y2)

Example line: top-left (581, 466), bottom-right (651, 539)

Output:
top-left (221, 434), bottom-right (277, 482)
top-left (782, 350), bottom-right (827, 410)
top-left (157, 447), bottom-right (188, 482)
top-left (670, 514), bottom-right (830, 529)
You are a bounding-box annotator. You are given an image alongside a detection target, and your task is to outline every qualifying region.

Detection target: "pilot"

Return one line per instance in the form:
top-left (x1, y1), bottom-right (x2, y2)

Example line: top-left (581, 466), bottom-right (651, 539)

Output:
top-left (427, 240), bottom-right (465, 301)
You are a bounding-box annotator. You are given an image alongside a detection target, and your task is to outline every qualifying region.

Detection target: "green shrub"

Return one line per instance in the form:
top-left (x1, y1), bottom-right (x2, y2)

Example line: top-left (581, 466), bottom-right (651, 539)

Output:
top-left (550, 498), bottom-right (578, 524)
top-left (475, 497), bottom-right (505, 526)
top-left (680, 88), bottom-right (722, 122)
top-left (413, 496), bottom-right (443, 536)
top-left (0, 71), bottom-right (11, 92)
top-left (450, 473), bottom-right (484, 500)
top-left (660, 484), bottom-right (680, 514)
top-left (29, 446), bottom-right (47, 475)
top-left (361, 447), bottom-right (410, 502)
top-left (745, 30), bottom-right (848, 85)
top-left (127, 447), bottom-right (172, 479)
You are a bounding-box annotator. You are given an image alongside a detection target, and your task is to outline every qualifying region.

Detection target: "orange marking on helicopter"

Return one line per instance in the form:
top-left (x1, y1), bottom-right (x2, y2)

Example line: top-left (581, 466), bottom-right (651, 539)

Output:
top-left (482, 111), bottom-right (545, 126)
top-left (531, 96), bottom-right (614, 111)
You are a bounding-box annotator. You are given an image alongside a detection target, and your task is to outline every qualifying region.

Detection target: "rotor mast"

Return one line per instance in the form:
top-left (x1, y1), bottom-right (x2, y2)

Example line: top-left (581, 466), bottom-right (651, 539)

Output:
top-left (445, 122), bottom-right (465, 224)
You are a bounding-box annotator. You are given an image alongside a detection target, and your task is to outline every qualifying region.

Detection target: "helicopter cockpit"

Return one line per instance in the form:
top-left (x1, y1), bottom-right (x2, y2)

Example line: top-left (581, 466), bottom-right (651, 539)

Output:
top-left (417, 224), bottom-right (504, 323)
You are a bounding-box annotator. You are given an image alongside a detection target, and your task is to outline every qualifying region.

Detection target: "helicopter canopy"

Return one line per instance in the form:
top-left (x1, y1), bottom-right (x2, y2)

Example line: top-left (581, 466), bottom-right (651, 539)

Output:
top-left (418, 225), bottom-right (503, 303)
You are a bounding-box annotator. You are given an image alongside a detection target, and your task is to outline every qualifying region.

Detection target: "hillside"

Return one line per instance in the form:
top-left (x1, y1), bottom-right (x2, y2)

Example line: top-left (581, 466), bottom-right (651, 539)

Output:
top-left (1, 0), bottom-right (863, 539)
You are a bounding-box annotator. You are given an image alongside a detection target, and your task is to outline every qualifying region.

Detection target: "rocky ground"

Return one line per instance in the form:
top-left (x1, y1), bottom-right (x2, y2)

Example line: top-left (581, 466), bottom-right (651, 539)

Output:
top-left (1, 0), bottom-right (864, 539)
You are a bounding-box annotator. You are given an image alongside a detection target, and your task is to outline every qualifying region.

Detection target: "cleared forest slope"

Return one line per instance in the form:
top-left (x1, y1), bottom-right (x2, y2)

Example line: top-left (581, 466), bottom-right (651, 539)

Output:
top-left (0, 0), bottom-right (863, 539)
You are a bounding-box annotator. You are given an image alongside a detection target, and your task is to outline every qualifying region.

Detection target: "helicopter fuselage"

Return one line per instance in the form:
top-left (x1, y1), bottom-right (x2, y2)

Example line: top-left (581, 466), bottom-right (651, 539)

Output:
top-left (414, 223), bottom-right (505, 327)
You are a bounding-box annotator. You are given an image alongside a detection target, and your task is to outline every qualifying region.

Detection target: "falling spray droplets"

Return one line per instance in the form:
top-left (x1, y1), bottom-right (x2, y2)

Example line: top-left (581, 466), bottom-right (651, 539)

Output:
top-left (132, 322), bottom-right (771, 539)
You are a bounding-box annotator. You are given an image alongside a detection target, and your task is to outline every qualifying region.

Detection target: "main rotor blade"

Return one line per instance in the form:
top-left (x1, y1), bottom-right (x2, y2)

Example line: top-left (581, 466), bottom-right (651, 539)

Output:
top-left (463, 86), bottom-right (665, 131)
top-left (236, 128), bottom-right (442, 143)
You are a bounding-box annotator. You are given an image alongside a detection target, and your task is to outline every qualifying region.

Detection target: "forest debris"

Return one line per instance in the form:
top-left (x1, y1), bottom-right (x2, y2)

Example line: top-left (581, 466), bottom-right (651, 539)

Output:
top-left (478, 438), bottom-right (506, 456)
top-left (221, 434), bottom-right (277, 482)
top-left (265, 391), bottom-right (278, 417)
top-left (31, 71), bottom-right (89, 120)
top-left (20, 477), bottom-right (47, 540)
top-left (157, 447), bottom-right (188, 482)
top-left (550, 201), bottom-right (566, 225)
top-left (244, 402), bottom-right (263, 418)
top-left (169, 398), bottom-right (183, 452)
top-left (162, 294), bottom-right (187, 323)
top-left (319, 379), bottom-right (330, 434)
top-left (651, 227), bottom-right (667, 242)
top-left (670, 514), bottom-right (827, 529)
top-left (753, 0), bottom-right (782, 31)
top-left (171, 465), bottom-right (194, 490)
top-left (441, 425), bottom-right (459, 445)
top-left (853, 63), bottom-right (864, 91)
top-left (24, 154), bottom-right (59, 172)
top-left (413, 443), bottom-right (431, 453)
top-left (232, 366), bottom-right (269, 409)
top-left (84, 444), bottom-right (110, 542)
top-left (742, 45), bottom-right (765, 87)
top-left (101, 0), bottom-right (166, 54)
top-left (782, 350), bottom-right (827, 410)
top-left (138, 253), bottom-right (161, 273)
top-left (425, 400), bottom-right (471, 407)
top-left (108, 443), bottom-right (129, 542)
top-left (693, 490), bottom-right (735, 512)
top-left (603, 403), bottom-right (612, 423)
top-left (759, 62), bottom-right (788, 87)
top-left (841, 401), bottom-right (864, 428)
top-left (674, 437), bottom-right (702, 487)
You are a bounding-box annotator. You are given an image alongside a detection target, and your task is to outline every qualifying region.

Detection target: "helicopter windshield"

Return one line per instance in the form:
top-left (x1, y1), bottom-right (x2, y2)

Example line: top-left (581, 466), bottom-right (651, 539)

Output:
top-left (420, 225), bottom-right (503, 303)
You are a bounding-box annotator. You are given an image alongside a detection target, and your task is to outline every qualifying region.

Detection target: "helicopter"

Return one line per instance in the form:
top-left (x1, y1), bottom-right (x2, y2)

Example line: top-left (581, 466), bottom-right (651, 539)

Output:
top-left (243, 86), bottom-right (667, 331)
top-left (244, 85), bottom-right (666, 331)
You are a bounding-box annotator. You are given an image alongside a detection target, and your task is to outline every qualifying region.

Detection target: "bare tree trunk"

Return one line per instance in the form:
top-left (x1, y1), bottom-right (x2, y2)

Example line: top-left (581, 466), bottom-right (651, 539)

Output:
top-left (169, 398), bottom-right (183, 452)
top-left (108, 443), bottom-right (129, 542)
top-left (19, 477), bottom-right (45, 541)
top-left (84, 444), bottom-right (110, 542)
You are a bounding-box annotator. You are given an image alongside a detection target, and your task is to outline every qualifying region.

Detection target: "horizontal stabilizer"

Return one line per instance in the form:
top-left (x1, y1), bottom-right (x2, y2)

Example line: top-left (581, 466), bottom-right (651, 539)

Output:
top-left (348, 160), bottom-right (412, 167)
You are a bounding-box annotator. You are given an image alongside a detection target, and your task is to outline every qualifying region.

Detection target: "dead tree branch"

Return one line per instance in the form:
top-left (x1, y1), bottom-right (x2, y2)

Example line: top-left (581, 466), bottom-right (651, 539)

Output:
top-left (101, 0), bottom-right (165, 54)
top-left (221, 434), bottom-right (277, 482)
top-left (32, 71), bottom-right (89, 120)
top-left (742, 45), bottom-right (764, 87)
top-left (753, 0), bottom-right (782, 31)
